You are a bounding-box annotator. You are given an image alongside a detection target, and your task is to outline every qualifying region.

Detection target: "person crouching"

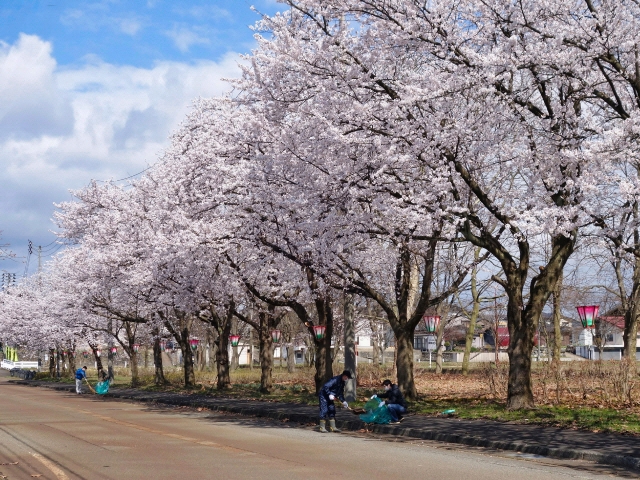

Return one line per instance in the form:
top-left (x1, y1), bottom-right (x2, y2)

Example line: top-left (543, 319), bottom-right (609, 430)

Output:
top-left (372, 379), bottom-right (407, 423)
top-left (318, 370), bottom-right (352, 433)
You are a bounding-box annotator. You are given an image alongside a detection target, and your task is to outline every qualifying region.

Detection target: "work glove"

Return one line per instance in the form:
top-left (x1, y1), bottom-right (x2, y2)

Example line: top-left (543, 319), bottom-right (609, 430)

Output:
top-left (379, 401), bottom-right (386, 408)
top-left (342, 401), bottom-right (349, 409)
top-left (371, 394), bottom-right (377, 399)
top-left (329, 394), bottom-right (335, 401)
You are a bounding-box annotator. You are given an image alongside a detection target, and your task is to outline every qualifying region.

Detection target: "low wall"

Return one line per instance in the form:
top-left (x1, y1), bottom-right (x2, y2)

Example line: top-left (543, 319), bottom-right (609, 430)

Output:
top-left (442, 352), bottom-right (510, 363)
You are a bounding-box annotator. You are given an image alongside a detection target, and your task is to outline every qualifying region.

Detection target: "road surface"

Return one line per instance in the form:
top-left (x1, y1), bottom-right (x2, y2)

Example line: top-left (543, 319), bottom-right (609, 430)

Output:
top-left (0, 379), bottom-right (632, 479)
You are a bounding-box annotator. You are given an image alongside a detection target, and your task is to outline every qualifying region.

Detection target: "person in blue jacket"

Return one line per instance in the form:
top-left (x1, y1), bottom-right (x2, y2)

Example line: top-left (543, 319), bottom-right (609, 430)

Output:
top-left (318, 370), bottom-right (352, 433)
top-left (75, 366), bottom-right (88, 394)
top-left (372, 379), bottom-right (407, 423)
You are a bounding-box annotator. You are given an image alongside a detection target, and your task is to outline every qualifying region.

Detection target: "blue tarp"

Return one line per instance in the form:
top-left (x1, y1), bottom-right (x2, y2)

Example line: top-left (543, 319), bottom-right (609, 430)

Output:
top-left (95, 381), bottom-right (110, 395)
top-left (359, 398), bottom-right (393, 424)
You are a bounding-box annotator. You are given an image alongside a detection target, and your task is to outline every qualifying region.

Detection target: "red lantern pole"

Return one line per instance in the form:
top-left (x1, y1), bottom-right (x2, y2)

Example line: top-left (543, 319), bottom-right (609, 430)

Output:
top-left (229, 335), bottom-right (240, 347)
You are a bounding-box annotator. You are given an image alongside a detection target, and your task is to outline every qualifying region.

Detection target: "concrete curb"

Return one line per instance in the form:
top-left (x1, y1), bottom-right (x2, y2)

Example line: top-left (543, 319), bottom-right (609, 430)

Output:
top-left (15, 380), bottom-right (640, 471)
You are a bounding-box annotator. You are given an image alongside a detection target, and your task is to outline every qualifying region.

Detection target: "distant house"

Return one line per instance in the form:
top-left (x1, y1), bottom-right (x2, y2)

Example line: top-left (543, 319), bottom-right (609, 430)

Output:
top-left (484, 327), bottom-right (540, 349)
top-left (574, 315), bottom-right (640, 360)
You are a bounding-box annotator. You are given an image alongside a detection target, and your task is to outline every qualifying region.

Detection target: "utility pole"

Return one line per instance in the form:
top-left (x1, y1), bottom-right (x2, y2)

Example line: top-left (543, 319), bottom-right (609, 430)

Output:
top-left (38, 245), bottom-right (42, 273)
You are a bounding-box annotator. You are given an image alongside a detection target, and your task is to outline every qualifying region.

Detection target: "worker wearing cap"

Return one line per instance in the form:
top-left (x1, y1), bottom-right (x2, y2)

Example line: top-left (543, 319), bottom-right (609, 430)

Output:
top-left (372, 379), bottom-right (407, 423)
top-left (318, 370), bottom-right (352, 433)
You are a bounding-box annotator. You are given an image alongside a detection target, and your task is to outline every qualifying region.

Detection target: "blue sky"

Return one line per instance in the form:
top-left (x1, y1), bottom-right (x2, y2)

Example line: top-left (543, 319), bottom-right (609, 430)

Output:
top-left (1, 1), bottom-right (280, 67)
top-left (0, 0), bottom-right (283, 279)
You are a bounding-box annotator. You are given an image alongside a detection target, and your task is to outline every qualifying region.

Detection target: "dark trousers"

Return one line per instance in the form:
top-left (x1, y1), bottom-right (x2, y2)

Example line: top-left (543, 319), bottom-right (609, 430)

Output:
top-left (387, 404), bottom-right (406, 421)
top-left (319, 394), bottom-right (336, 419)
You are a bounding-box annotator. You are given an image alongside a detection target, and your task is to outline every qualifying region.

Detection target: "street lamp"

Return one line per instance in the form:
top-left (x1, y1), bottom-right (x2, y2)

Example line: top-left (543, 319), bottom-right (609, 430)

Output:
top-left (423, 315), bottom-right (441, 368)
top-left (576, 305), bottom-right (599, 329)
top-left (229, 335), bottom-right (240, 347)
top-left (271, 330), bottom-right (281, 343)
top-left (312, 325), bottom-right (326, 341)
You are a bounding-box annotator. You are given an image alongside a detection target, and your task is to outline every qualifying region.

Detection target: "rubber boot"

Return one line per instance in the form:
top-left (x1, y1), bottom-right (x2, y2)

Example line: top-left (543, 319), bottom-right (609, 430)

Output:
top-left (319, 419), bottom-right (328, 433)
top-left (328, 419), bottom-right (341, 432)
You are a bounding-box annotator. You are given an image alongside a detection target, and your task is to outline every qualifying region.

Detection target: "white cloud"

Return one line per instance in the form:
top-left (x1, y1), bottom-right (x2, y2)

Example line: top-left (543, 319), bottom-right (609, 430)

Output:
top-left (0, 34), bottom-right (242, 262)
top-left (0, 34), bottom-right (73, 140)
top-left (60, 6), bottom-right (144, 37)
top-left (120, 18), bottom-right (142, 36)
top-left (165, 26), bottom-right (210, 53)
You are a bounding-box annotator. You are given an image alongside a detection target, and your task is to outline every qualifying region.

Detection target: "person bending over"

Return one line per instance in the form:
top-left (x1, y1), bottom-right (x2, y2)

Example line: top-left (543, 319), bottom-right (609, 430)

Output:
top-left (318, 370), bottom-right (353, 433)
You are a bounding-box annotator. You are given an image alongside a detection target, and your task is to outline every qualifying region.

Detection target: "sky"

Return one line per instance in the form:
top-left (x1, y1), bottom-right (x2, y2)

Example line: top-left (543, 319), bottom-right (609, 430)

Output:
top-left (0, 0), bottom-right (283, 279)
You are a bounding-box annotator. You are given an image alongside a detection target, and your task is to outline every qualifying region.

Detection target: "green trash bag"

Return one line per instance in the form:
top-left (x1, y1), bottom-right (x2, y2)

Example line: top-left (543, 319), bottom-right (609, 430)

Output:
top-left (95, 381), bottom-right (110, 395)
top-left (359, 398), bottom-right (393, 424)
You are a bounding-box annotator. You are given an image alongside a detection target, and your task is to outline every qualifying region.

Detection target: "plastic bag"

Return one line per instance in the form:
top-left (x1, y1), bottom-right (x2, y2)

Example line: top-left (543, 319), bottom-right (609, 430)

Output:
top-left (95, 381), bottom-right (110, 395)
top-left (359, 398), bottom-right (393, 424)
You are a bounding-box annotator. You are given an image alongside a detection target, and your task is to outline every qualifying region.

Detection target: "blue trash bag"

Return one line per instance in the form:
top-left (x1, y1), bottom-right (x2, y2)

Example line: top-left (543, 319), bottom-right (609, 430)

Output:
top-left (95, 381), bottom-right (110, 395)
top-left (359, 398), bottom-right (393, 424)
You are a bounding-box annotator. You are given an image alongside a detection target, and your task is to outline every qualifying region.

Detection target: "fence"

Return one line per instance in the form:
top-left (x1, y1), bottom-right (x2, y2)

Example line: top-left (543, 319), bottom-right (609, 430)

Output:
top-left (1, 359), bottom-right (39, 370)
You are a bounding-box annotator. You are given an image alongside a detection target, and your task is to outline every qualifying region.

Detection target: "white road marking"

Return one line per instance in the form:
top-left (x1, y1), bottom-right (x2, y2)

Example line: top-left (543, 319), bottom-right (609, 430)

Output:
top-left (30, 453), bottom-right (69, 480)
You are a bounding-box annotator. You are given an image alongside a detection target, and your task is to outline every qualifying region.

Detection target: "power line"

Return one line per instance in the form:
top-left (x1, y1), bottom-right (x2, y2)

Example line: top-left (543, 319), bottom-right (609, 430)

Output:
top-left (41, 244), bottom-right (64, 258)
top-left (96, 164), bottom-right (155, 183)
top-left (40, 242), bottom-right (62, 253)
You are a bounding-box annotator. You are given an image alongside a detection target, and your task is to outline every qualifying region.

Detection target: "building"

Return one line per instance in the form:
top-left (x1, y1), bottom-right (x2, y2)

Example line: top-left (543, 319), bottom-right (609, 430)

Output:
top-left (574, 316), bottom-right (640, 360)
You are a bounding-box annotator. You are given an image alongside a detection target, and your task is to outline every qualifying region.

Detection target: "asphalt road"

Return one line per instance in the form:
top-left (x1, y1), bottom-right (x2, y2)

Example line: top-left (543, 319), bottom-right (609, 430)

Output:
top-left (0, 380), bottom-right (632, 479)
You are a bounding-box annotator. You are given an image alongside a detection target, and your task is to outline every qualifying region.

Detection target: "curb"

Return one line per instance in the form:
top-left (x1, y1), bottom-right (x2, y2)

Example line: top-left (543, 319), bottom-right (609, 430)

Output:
top-left (15, 380), bottom-right (640, 471)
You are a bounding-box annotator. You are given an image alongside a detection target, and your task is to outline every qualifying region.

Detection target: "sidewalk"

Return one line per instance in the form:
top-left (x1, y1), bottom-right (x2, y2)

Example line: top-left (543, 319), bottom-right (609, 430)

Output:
top-left (14, 378), bottom-right (640, 471)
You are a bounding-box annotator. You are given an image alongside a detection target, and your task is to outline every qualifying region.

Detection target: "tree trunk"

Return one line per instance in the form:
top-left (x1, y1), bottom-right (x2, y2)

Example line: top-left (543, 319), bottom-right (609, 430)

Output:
top-left (152, 337), bottom-right (166, 385)
top-left (215, 332), bottom-right (231, 389)
top-left (623, 254), bottom-right (640, 371)
top-left (56, 348), bottom-right (61, 379)
top-left (258, 320), bottom-right (274, 393)
top-left (287, 344), bottom-right (295, 373)
top-left (506, 287), bottom-right (536, 410)
top-left (552, 274), bottom-right (563, 367)
top-left (130, 350), bottom-right (140, 387)
top-left (343, 292), bottom-right (357, 402)
top-left (231, 317), bottom-right (239, 371)
top-left (181, 333), bottom-right (196, 388)
top-left (48, 348), bottom-right (55, 378)
top-left (68, 350), bottom-right (76, 376)
top-left (90, 344), bottom-right (104, 377)
top-left (394, 330), bottom-right (416, 398)
top-left (462, 250), bottom-right (481, 375)
top-left (312, 298), bottom-right (334, 393)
